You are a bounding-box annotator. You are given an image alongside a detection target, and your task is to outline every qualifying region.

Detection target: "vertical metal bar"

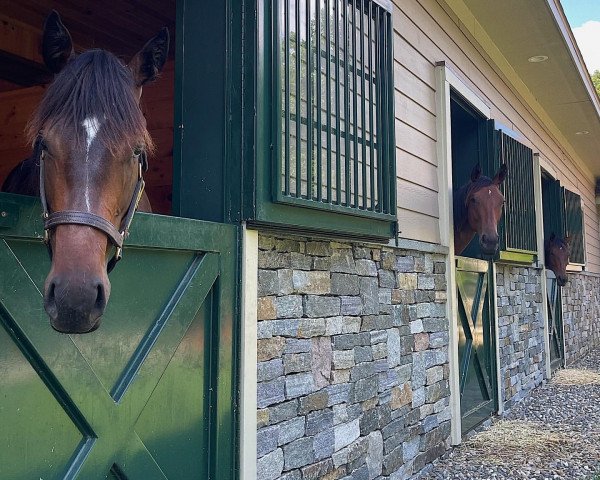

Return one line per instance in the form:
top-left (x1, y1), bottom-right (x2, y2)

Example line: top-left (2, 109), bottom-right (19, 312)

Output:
top-left (375, 6), bottom-right (383, 212)
top-left (360, 0), bottom-right (367, 210)
top-left (284, 0), bottom-right (290, 196)
top-left (335, 0), bottom-right (341, 203)
top-left (295, 0), bottom-right (302, 197)
top-left (368, 1), bottom-right (375, 211)
top-left (316, 0), bottom-right (322, 202)
top-left (306, 0), bottom-right (313, 200)
top-left (381, 9), bottom-right (390, 214)
top-left (326, 0), bottom-right (332, 203)
top-left (344, 0), bottom-right (351, 206)
top-left (352, 0), bottom-right (359, 208)
top-left (274, 0), bottom-right (283, 199)
top-left (387, 11), bottom-right (396, 218)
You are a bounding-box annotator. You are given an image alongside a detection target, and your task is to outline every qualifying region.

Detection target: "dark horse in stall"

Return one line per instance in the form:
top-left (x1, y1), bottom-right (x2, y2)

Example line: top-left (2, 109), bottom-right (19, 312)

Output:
top-left (453, 163), bottom-right (507, 256)
top-left (545, 233), bottom-right (570, 286)
top-left (1, 11), bottom-right (169, 334)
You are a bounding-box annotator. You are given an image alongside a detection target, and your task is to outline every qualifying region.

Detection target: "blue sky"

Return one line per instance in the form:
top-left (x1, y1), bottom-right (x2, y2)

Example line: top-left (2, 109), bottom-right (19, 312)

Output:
top-left (561, 0), bottom-right (600, 73)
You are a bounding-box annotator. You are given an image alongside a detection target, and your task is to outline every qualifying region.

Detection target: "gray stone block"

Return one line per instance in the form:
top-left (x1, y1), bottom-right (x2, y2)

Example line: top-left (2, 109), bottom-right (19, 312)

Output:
top-left (332, 273), bottom-right (360, 295)
top-left (258, 377), bottom-right (286, 408)
top-left (305, 295), bottom-right (341, 317)
top-left (257, 448), bottom-right (284, 480)
top-left (286, 372), bottom-right (316, 399)
top-left (258, 358), bottom-right (284, 382)
top-left (284, 437), bottom-right (315, 469)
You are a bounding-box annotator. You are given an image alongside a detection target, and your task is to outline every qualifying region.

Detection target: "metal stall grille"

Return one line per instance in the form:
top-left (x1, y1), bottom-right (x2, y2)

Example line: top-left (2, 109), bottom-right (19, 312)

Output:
top-left (564, 188), bottom-right (585, 265)
top-left (497, 131), bottom-right (537, 254)
top-left (273, 0), bottom-right (395, 220)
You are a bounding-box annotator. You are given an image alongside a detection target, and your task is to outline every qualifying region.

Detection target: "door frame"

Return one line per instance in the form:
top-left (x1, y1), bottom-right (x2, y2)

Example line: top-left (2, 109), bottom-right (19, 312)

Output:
top-left (535, 155), bottom-right (566, 376)
top-left (435, 62), bottom-right (501, 443)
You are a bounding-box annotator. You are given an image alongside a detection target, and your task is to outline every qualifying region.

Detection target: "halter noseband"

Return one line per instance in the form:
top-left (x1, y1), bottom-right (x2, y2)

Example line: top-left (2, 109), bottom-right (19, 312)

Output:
top-left (36, 134), bottom-right (147, 273)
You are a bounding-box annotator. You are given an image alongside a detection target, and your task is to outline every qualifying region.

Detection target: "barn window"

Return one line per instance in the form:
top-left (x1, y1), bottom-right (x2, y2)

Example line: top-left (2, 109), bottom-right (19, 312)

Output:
top-left (495, 130), bottom-right (537, 257)
top-left (475, 121), bottom-right (538, 262)
top-left (254, 0), bottom-right (396, 239)
top-left (563, 188), bottom-right (586, 265)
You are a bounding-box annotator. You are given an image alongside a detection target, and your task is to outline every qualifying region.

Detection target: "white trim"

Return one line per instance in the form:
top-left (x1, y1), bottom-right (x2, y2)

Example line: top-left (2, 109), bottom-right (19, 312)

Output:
top-left (492, 262), bottom-right (503, 414)
top-left (534, 154), bottom-right (552, 380)
top-left (435, 63), bottom-right (492, 444)
top-left (240, 226), bottom-right (258, 480)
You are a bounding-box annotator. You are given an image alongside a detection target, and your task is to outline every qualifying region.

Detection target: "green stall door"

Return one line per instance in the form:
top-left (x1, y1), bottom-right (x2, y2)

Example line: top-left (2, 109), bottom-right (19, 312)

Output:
top-left (0, 193), bottom-right (238, 480)
top-left (455, 257), bottom-right (497, 434)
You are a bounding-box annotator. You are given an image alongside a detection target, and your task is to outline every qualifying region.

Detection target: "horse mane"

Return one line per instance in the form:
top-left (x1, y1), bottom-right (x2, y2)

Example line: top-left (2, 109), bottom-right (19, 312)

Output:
top-left (545, 234), bottom-right (568, 252)
top-left (453, 175), bottom-right (496, 233)
top-left (27, 49), bottom-right (154, 154)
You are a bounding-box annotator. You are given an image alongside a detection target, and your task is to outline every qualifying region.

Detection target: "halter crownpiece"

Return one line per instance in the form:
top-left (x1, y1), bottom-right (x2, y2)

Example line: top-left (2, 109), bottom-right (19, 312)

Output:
top-left (36, 134), bottom-right (146, 273)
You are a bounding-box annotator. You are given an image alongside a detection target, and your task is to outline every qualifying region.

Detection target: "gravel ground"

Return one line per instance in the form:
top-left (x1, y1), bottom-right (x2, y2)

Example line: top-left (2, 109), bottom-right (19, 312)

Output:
top-left (418, 347), bottom-right (600, 480)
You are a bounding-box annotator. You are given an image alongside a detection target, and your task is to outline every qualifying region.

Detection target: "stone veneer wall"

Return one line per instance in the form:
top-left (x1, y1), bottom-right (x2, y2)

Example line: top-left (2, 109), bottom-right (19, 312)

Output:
top-left (562, 271), bottom-right (600, 365)
top-left (495, 264), bottom-right (545, 411)
top-left (255, 235), bottom-right (451, 480)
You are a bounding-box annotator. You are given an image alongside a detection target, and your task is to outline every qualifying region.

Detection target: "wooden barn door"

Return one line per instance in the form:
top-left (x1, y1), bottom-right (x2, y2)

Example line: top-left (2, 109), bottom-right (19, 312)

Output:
top-left (541, 174), bottom-right (565, 371)
top-left (0, 194), bottom-right (238, 480)
top-left (546, 270), bottom-right (564, 371)
top-left (455, 257), bottom-right (497, 433)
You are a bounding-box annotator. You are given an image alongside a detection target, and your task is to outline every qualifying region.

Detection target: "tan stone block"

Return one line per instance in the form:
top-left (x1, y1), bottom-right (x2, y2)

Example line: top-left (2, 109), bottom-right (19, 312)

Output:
top-left (391, 382), bottom-right (413, 409)
top-left (257, 296), bottom-right (277, 320)
top-left (414, 332), bottom-right (430, 351)
top-left (257, 336), bottom-right (285, 362)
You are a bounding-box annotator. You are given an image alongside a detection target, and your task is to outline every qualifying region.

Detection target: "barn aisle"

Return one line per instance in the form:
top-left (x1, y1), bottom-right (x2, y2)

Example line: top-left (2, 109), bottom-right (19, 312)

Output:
top-left (420, 348), bottom-right (600, 479)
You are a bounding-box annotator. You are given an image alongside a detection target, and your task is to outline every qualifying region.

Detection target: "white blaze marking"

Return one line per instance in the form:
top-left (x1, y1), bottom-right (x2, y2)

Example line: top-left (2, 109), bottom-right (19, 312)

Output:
top-left (81, 116), bottom-right (101, 211)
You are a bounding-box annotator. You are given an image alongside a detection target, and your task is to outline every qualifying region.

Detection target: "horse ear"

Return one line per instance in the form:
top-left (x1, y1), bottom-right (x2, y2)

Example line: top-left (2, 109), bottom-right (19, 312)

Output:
top-left (470, 163), bottom-right (482, 182)
top-left (565, 235), bottom-right (571, 246)
top-left (129, 28), bottom-right (170, 87)
top-left (549, 232), bottom-right (556, 241)
top-left (493, 164), bottom-right (507, 184)
top-left (42, 10), bottom-right (74, 74)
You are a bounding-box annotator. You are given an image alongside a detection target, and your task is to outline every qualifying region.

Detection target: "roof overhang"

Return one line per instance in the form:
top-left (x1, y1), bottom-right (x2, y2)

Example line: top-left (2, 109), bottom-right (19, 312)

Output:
top-left (444, 0), bottom-right (600, 178)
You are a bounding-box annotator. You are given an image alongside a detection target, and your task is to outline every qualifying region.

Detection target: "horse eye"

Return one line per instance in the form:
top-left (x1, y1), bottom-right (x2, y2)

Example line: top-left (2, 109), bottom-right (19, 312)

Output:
top-left (133, 147), bottom-right (143, 157)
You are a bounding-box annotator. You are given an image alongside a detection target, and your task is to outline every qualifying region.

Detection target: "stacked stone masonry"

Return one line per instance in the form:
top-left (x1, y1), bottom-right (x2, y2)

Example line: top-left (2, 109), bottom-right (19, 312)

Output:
top-left (256, 235), bottom-right (451, 480)
top-left (562, 272), bottom-right (600, 365)
top-left (495, 264), bottom-right (545, 411)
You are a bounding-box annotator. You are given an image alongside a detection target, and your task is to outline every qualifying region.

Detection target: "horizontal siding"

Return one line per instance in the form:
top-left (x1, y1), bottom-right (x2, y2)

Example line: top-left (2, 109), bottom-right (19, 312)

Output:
top-left (390, 0), bottom-right (600, 272)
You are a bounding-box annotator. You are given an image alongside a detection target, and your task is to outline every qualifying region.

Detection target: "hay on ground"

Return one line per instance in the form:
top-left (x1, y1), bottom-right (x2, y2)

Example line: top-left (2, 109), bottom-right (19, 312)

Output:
top-left (552, 368), bottom-right (600, 386)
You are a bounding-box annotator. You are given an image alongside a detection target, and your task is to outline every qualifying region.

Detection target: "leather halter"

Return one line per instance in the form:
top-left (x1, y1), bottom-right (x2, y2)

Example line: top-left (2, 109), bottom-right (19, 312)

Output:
top-left (36, 135), bottom-right (147, 273)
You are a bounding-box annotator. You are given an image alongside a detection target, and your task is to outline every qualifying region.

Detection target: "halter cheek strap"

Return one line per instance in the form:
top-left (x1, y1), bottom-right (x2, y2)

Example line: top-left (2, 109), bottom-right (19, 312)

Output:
top-left (37, 135), bottom-right (146, 274)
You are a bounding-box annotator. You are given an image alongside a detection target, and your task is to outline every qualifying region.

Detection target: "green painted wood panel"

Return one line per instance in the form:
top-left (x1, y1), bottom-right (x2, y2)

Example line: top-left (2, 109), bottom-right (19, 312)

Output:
top-left (455, 257), bottom-right (497, 434)
top-left (546, 271), bottom-right (564, 371)
top-left (0, 193), bottom-right (238, 480)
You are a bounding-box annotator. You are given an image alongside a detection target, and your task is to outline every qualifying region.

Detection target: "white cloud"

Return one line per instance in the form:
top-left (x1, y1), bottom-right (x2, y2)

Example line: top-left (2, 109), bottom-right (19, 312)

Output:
top-left (572, 20), bottom-right (600, 73)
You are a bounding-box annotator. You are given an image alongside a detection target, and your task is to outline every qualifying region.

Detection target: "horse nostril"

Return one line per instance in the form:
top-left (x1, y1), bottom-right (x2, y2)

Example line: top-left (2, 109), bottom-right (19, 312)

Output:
top-left (92, 282), bottom-right (107, 318)
top-left (44, 280), bottom-right (58, 320)
top-left (481, 234), bottom-right (487, 244)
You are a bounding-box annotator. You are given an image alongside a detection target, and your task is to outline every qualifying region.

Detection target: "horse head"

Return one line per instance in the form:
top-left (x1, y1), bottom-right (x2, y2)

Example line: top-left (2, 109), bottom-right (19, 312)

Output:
top-left (454, 163), bottom-right (507, 256)
top-left (31, 11), bottom-right (169, 333)
top-left (545, 233), bottom-right (570, 287)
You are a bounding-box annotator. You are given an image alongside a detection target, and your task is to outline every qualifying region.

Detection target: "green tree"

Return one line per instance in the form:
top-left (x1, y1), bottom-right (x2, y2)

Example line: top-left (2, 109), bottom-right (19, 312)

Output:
top-left (592, 70), bottom-right (600, 97)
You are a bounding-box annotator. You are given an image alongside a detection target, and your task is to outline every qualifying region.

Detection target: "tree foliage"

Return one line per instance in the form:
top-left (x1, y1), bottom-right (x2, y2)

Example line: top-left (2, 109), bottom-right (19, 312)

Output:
top-left (592, 70), bottom-right (600, 97)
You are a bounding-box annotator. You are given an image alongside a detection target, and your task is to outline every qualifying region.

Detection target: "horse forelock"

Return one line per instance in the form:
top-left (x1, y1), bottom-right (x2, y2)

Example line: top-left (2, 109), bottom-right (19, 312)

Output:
top-left (27, 49), bottom-right (154, 155)
top-left (454, 175), bottom-right (498, 232)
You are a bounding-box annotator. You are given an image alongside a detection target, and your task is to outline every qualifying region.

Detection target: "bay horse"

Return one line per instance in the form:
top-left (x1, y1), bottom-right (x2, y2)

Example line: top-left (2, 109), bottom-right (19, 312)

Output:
top-left (545, 233), bottom-right (570, 287)
top-left (453, 163), bottom-right (507, 256)
top-left (1, 11), bottom-right (169, 334)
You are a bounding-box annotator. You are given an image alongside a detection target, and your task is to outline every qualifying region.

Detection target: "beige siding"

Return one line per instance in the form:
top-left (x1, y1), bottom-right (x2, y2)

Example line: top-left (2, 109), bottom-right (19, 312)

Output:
top-left (393, 0), bottom-right (600, 273)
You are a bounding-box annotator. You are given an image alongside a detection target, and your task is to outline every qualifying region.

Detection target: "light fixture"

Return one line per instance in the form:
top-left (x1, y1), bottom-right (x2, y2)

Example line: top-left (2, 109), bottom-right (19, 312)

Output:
top-left (528, 55), bottom-right (548, 63)
top-left (575, 130), bottom-right (590, 135)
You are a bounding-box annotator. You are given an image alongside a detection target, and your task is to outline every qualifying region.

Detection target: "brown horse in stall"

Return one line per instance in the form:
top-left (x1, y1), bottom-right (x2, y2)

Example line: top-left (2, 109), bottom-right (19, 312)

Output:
top-left (545, 233), bottom-right (570, 286)
top-left (1, 11), bottom-right (169, 334)
top-left (453, 163), bottom-right (507, 256)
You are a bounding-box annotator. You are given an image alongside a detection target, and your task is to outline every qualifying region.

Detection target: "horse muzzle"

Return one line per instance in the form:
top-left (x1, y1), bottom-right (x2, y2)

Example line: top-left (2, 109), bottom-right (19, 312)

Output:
top-left (44, 273), bottom-right (109, 334)
top-left (557, 276), bottom-right (568, 287)
top-left (479, 234), bottom-right (499, 256)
